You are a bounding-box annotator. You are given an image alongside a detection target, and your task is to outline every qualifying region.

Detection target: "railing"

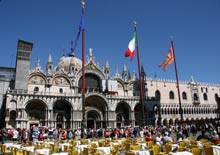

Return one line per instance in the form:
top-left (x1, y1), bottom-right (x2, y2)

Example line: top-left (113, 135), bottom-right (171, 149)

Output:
top-left (6, 88), bottom-right (141, 100)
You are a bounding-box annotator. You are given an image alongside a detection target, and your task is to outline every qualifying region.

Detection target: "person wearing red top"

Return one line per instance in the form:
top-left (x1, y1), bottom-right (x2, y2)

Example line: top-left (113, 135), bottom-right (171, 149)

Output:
top-left (62, 129), bottom-right (67, 140)
top-left (145, 132), bottom-right (154, 142)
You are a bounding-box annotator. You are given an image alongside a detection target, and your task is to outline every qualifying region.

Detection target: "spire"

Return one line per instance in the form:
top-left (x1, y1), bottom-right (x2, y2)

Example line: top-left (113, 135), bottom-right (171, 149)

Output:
top-left (104, 60), bottom-right (110, 77)
top-left (46, 54), bottom-right (53, 73)
top-left (132, 70), bottom-right (136, 80)
top-left (35, 58), bottom-right (41, 71)
top-left (89, 48), bottom-right (93, 57)
top-left (141, 65), bottom-right (146, 77)
top-left (123, 64), bottom-right (127, 73)
top-left (128, 70), bottom-right (131, 80)
top-left (105, 61), bottom-right (109, 69)
top-left (122, 64), bottom-right (128, 81)
top-left (36, 58), bottom-right (40, 68)
top-left (115, 66), bottom-right (120, 77)
top-left (190, 75), bottom-right (196, 84)
top-left (48, 54), bottom-right (52, 63)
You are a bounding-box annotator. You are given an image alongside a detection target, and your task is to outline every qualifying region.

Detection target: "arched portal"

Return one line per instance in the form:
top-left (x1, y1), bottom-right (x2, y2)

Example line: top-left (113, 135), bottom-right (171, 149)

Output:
top-left (8, 110), bottom-right (16, 128)
top-left (85, 95), bottom-right (107, 128)
top-left (86, 109), bottom-right (101, 129)
top-left (116, 102), bottom-right (131, 127)
top-left (53, 100), bottom-right (72, 129)
top-left (78, 73), bottom-right (102, 93)
top-left (25, 99), bottom-right (47, 127)
top-left (134, 103), bottom-right (147, 126)
top-left (163, 119), bottom-right (168, 126)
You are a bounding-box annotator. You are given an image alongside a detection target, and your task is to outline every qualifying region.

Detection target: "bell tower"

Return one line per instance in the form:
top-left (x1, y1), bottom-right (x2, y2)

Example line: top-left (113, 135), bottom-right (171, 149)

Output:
top-left (15, 40), bottom-right (33, 90)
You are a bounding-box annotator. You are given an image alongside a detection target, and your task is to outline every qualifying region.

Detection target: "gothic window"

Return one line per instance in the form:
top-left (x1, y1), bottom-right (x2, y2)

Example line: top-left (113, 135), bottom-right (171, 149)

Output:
top-left (169, 91), bottom-right (174, 99)
top-left (193, 93), bottom-right (198, 101)
top-left (215, 94), bottom-right (219, 102)
top-left (203, 93), bottom-right (208, 101)
top-left (182, 92), bottom-right (187, 100)
top-left (59, 88), bottom-right (63, 93)
top-left (155, 90), bottom-right (161, 100)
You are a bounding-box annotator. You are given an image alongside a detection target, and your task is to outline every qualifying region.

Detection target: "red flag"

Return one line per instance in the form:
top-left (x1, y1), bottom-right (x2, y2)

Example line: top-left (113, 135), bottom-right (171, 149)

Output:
top-left (159, 44), bottom-right (174, 71)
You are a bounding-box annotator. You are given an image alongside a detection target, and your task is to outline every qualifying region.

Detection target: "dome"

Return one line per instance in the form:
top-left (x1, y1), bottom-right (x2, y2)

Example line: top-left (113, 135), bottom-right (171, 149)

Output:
top-left (56, 55), bottom-right (82, 72)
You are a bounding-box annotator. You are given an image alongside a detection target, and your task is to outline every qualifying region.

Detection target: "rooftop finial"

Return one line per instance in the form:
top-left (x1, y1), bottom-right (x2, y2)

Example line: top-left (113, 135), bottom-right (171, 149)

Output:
top-left (89, 48), bottom-right (93, 57)
top-left (48, 53), bottom-right (52, 63)
top-left (170, 36), bottom-right (174, 42)
top-left (82, 0), bottom-right (85, 8)
top-left (133, 20), bottom-right (137, 28)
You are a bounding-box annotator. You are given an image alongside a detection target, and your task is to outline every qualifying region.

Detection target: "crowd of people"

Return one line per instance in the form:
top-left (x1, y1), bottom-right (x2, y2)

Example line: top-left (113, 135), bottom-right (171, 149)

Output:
top-left (1, 121), bottom-right (220, 146)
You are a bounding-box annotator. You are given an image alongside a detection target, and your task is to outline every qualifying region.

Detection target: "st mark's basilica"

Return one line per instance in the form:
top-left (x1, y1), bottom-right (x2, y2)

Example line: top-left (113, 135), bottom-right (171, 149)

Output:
top-left (0, 40), bottom-right (220, 130)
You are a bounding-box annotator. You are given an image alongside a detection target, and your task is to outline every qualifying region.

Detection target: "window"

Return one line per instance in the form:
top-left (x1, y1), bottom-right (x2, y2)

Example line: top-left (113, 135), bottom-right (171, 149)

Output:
top-left (193, 93), bottom-right (198, 101)
top-left (59, 88), bottom-right (63, 93)
top-left (169, 91), bottom-right (174, 99)
top-left (155, 90), bottom-right (161, 100)
top-left (34, 87), bottom-right (39, 92)
top-left (203, 93), bottom-right (208, 101)
top-left (215, 94), bottom-right (219, 102)
top-left (182, 92), bottom-right (187, 100)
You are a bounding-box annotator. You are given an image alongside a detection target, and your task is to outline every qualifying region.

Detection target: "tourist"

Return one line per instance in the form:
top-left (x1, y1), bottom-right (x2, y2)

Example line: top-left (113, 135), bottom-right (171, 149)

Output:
top-left (12, 128), bottom-right (19, 141)
top-left (196, 130), bottom-right (210, 141)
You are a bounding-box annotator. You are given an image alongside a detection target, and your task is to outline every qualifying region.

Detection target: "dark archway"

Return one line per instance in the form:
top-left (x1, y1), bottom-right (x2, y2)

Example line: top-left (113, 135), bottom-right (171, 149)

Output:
top-left (85, 95), bottom-right (108, 128)
top-left (116, 102), bottom-right (131, 127)
top-left (134, 103), bottom-right (148, 126)
top-left (25, 99), bottom-right (47, 127)
top-left (87, 110), bottom-right (101, 129)
top-left (53, 100), bottom-right (72, 129)
top-left (78, 73), bottom-right (102, 93)
top-left (8, 110), bottom-right (16, 127)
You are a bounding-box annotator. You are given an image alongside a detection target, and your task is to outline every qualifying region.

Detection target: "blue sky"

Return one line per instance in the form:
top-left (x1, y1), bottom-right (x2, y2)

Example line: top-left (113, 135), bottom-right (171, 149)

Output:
top-left (0, 0), bottom-right (219, 84)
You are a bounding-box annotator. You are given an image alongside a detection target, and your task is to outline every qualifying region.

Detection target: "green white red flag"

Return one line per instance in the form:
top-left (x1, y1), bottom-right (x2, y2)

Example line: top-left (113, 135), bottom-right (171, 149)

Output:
top-left (125, 32), bottom-right (136, 60)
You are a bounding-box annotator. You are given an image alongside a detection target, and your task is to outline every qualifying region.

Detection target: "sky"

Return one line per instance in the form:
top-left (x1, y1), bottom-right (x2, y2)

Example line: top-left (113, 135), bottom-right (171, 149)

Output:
top-left (0, 0), bottom-right (220, 84)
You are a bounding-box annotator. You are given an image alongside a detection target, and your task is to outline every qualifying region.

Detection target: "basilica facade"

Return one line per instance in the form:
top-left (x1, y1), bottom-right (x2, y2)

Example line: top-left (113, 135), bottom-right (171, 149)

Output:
top-left (1, 40), bottom-right (220, 130)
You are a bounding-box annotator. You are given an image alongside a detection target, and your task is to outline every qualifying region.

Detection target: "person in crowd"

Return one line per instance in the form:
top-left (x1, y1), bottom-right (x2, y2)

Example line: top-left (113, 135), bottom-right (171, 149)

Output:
top-left (211, 130), bottom-right (218, 139)
top-left (155, 132), bottom-right (163, 145)
top-left (196, 130), bottom-right (210, 141)
top-left (0, 127), bottom-right (8, 144)
top-left (62, 129), bottom-right (67, 140)
top-left (162, 131), bottom-right (173, 144)
top-left (68, 130), bottom-right (73, 139)
top-left (145, 132), bottom-right (154, 142)
top-left (176, 131), bottom-right (184, 143)
top-left (38, 131), bottom-right (44, 141)
top-left (22, 128), bottom-right (29, 143)
top-left (105, 128), bottom-right (111, 138)
top-left (12, 128), bottom-right (19, 141)
top-left (31, 125), bottom-right (39, 143)
top-left (8, 128), bottom-right (14, 140)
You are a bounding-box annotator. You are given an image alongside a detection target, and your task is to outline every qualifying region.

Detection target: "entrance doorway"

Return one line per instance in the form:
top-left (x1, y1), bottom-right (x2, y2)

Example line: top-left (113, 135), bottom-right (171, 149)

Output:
top-left (56, 124), bottom-right (62, 129)
top-left (87, 120), bottom-right (94, 129)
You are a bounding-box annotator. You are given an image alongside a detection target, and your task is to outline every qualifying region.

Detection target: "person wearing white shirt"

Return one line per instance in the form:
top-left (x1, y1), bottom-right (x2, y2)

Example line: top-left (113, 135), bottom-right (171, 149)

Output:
top-left (13, 129), bottom-right (19, 141)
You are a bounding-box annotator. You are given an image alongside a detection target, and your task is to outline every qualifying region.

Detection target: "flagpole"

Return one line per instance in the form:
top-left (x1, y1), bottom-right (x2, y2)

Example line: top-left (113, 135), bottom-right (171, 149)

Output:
top-left (81, 0), bottom-right (86, 138)
top-left (134, 21), bottom-right (145, 126)
top-left (171, 36), bottom-right (183, 124)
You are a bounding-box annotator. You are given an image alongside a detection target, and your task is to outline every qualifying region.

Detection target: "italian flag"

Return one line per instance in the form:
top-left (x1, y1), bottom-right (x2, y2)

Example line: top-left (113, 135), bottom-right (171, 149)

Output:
top-left (125, 32), bottom-right (136, 60)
